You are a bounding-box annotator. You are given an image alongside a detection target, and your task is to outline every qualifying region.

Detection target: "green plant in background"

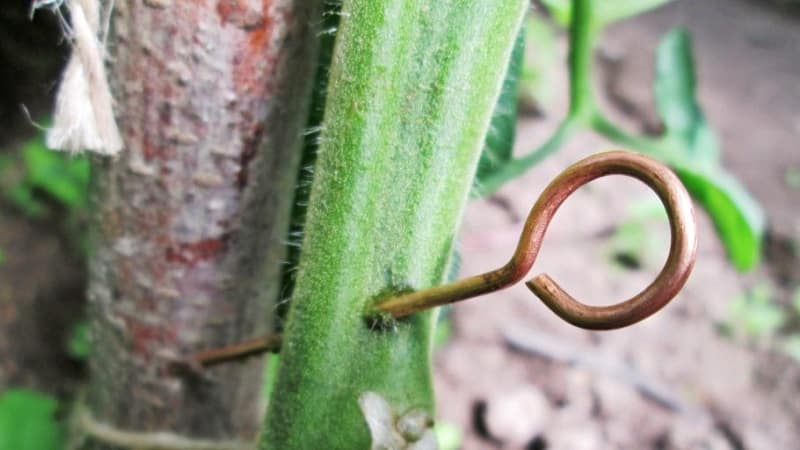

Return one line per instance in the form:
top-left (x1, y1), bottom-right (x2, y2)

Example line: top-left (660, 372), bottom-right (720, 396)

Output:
top-left (785, 165), bottom-right (800, 190)
top-left (0, 135), bottom-right (89, 218)
top-left (0, 390), bottom-right (62, 450)
top-left (474, 0), bottom-right (764, 271)
top-left (433, 422), bottom-right (463, 450)
top-left (66, 321), bottom-right (90, 361)
top-left (722, 282), bottom-right (800, 364)
top-left (517, 15), bottom-right (560, 114)
top-left (781, 288), bottom-right (800, 362)
top-left (0, 133), bottom-right (89, 450)
top-left (606, 198), bottom-right (669, 271)
top-left (725, 282), bottom-right (786, 339)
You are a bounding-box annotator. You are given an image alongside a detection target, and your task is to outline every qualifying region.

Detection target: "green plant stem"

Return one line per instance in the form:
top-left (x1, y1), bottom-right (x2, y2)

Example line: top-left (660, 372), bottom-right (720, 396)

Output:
top-left (591, 113), bottom-right (673, 161)
top-left (477, 0), bottom-right (597, 195)
top-left (477, 118), bottom-right (578, 195)
top-left (567, 0), bottom-right (598, 121)
top-left (260, 2), bottom-right (528, 449)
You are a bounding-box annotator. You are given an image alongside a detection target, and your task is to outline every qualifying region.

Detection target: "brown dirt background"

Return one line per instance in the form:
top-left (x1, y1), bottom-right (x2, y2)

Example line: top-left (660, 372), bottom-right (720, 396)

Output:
top-left (434, 1), bottom-right (800, 449)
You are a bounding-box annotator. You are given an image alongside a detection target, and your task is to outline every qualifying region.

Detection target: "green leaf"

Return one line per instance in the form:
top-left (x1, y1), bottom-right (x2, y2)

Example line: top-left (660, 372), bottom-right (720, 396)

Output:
top-left (67, 321), bottom-right (90, 360)
top-left (785, 165), bottom-right (800, 190)
top-left (728, 282), bottom-right (785, 338)
top-left (792, 287), bottom-right (800, 315)
top-left (540, 0), bottom-right (572, 27)
top-left (782, 334), bottom-right (800, 363)
top-left (542, 0), bottom-right (671, 27)
top-left (655, 28), bottom-right (718, 162)
top-left (23, 139), bottom-right (90, 210)
top-left (474, 27), bottom-right (524, 186)
top-left (517, 15), bottom-right (559, 111)
top-left (434, 422), bottom-right (463, 450)
top-left (672, 165), bottom-right (763, 270)
top-left (607, 198), bottom-right (667, 270)
top-left (4, 184), bottom-right (46, 217)
top-left (654, 28), bottom-right (765, 270)
top-left (0, 389), bottom-right (63, 450)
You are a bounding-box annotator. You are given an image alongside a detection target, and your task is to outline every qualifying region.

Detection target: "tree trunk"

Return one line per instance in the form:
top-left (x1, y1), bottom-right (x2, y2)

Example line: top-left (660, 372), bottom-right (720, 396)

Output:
top-left (82, 0), bottom-right (319, 446)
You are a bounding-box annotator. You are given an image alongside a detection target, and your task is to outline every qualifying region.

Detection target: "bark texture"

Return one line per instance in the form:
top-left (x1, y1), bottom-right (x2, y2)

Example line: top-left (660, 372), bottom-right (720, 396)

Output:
top-left (83, 0), bottom-right (319, 446)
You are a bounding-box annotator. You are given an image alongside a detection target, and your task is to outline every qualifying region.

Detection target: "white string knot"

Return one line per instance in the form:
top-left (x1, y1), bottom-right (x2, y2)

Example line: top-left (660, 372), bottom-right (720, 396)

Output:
top-left (46, 0), bottom-right (123, 155)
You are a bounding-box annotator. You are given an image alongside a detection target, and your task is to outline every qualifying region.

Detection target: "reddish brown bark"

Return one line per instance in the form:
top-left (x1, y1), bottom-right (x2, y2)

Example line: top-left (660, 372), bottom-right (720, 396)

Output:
top-left (82, 0), bottom-right (319, 446)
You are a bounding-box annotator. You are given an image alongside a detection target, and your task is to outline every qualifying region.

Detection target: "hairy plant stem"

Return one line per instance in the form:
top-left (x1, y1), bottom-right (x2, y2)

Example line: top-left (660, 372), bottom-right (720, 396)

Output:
top-left (260, 1), bottom-right (527, 448)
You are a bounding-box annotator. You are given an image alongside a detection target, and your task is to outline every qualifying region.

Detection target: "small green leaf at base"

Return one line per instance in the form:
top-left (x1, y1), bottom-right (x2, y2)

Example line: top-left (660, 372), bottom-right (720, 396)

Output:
top-left (0, 389), bottom-right (63, 450)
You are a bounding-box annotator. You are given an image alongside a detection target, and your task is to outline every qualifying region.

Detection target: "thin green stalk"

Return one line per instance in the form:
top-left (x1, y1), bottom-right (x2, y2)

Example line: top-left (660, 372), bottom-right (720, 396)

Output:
top-left (260, 1), bottom-right (528, 449)
top-left (591, 113), bottom-right (673, 161)
top-left (567, 0), bottom-right (598, 121)
top-left (476, 0), bottom-right (597, 195)
top-left (477, 117), bottom-right (578, 195)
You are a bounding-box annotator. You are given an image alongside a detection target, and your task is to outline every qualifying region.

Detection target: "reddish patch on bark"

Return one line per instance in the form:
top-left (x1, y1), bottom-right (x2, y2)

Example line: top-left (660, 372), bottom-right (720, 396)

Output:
top-left (124, 317), bottom-right (177, 356)
top-left (217, 0), bottom-right (265, 29)
top-left (165, 236), bottom-right (229, 266)
top-left (232, 0), bottom-right (282, 98)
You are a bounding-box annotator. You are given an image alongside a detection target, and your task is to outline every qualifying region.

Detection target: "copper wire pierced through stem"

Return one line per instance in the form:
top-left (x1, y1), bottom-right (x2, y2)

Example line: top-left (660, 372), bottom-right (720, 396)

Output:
top-left (184, 333), bottom-right (282, 370)
top-left (373, 150), bottom-right (698, 330)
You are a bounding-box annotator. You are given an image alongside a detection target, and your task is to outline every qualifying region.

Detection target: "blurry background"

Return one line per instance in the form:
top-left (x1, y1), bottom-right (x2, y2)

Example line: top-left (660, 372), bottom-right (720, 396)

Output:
top-left (0, 0), bottom-right (798, 449)
top-left (435, 1), bottom-right (800, 449)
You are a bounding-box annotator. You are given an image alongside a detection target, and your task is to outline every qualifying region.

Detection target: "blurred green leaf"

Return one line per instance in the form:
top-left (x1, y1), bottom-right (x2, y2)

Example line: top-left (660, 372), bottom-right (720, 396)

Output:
top-left (655, 28), bottom-right (718, 162)
top-left (433, 316), bottom-right (452, 348)
top-left (728, 282), bottom-right (785, 338)
top-left (1, 134), bottom-right (90, 217)
top-left (542, 0), bottom-right (671, 27)
top-left (607, 198), bottom-right (668, 270)
top-left (0, 389), bottom-right (62, 450)
top-left (672, 165), bottom-right (763, 270)
top-left (792, 287), bottom-right (800, 315)
top-left (434, 422), bottom-right (462, 450)
top-left (474, 28), bottom-right (524, 187)
top-left (518, 15), bottom-right (559, 111)
top-left (4, 185), bottom-right (46, 217)
top-left (67, 321), bottom-right (89, 360)
top-left (782, 334), bottom-right (800, 363)
top-left (785, 166), bottom-right (800, 190)
top-left (540, 0), bottom-right (571, 26)
top-left (22, 139), bottom-right (90, 211)
top-left (654, 28), bottom-right (764, 270)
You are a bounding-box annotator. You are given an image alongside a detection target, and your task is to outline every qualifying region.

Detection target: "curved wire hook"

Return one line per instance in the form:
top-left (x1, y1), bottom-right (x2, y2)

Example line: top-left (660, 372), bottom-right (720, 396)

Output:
top-left (374, 150), bottom-right (698, 330)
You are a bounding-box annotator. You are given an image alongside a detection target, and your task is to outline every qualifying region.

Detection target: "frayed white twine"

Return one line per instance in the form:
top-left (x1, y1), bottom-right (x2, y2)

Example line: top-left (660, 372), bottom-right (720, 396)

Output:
top-left (45, 0), bottom-right (123, 155)
top-left (77, 405), bottom-right (254, 450)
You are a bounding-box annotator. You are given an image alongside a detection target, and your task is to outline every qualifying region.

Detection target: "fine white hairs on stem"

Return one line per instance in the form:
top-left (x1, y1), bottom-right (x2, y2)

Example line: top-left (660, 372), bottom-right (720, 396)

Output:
top-left (46, 0), bottom-right (123, 155)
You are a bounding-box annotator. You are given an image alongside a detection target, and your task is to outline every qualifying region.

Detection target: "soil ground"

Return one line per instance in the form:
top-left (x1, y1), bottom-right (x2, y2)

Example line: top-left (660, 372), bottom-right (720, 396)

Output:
top-left (434, 1), bottom-right (800, 449)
